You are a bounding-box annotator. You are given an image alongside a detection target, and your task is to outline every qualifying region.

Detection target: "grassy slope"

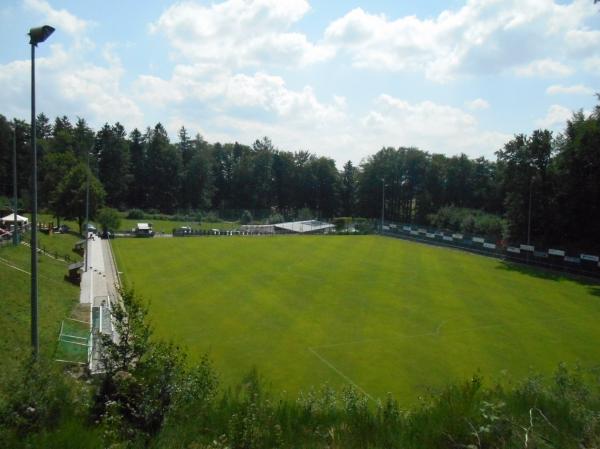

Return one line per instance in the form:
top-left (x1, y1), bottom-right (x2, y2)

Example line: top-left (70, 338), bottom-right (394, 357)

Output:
top-left (0, 240), bottom-right (80, 370)
top-left (113, 235), bottom-right (600, 402)
top-left (36, 232), bottom-right (83, 262)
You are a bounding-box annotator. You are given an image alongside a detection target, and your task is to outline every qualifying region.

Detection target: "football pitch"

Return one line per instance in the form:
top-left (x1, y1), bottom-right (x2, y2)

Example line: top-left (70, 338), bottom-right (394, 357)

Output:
top-left (113, 235), bottom-right (600, 401)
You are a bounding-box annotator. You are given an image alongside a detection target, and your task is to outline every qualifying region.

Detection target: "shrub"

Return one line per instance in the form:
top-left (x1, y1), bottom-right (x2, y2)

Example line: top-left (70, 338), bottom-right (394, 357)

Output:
top-left (127, 209), bottom-right (145, 219)
top-left (266, 213), bottom-right (284, 224)
top-left (240, 210), bottom-right (253, 225)
top-left (333, 217), bottom-right (353, 231)
top-left (94, 289), bottom-right (219, 444)
top-left (428, 206), bottom-right (506, 240)
top-left (0, 358), bottom-right (80, 438)
top-left (296, 208), bottom-right (313, 221)
top-left (97, 207), bottom-right (121, 232)
top-left (203, 211), bottom-right (221, 223)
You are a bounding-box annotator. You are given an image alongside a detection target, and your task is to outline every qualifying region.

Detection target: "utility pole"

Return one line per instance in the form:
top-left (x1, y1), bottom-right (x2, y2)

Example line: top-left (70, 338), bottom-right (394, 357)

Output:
top-left (381, 178), bottom-right (385, 233)
top-left (85, 147), bottom-right (90, 272)
top-left (12, 124), bottom-right (18, 245)
top-left (527, 178), bottom-right (533, 245)
top-left (29, 25), bottom-right (55, 358)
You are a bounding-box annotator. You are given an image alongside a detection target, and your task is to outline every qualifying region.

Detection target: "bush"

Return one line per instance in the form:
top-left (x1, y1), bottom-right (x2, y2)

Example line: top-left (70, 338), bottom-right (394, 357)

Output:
top-left (296, 208), bottom-right (313, 221)
top-left (127, 209), bottom-right (145, 220)
top-left (428, 206), bottom-right (506, 240)
top-left (94, 289), bottom-right (219, 444)
top-left (97, 207), bottom-right (121, 232)
top-left (0, 358), bottom-right (82, 438)
top-left (240, 210), bottom-right (253, 225)
top-left (203, 211), bottom-right (221, 223)
top-left (266, 213), bottom-right (284, 224)
top-left (333, 217), bottom-right (353, 231)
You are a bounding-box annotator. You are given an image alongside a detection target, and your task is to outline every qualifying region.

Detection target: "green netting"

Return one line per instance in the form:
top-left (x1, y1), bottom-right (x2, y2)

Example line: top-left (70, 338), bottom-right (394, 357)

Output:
top-left (55, 319), bottom-right (90, 364)
top-left (62, 318), bottom-right (90, 338)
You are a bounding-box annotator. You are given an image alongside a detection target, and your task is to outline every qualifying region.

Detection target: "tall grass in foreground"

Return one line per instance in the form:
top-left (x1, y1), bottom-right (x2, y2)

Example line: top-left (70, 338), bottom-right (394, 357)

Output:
top-left (1, 290), bottom-right (599, 448)
top-left (2, 360), bottom-right (599, 449)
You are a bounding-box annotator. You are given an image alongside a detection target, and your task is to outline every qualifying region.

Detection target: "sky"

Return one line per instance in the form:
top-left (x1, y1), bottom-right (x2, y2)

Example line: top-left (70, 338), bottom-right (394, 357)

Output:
top-left (0, 0), bottom-right (598, 166)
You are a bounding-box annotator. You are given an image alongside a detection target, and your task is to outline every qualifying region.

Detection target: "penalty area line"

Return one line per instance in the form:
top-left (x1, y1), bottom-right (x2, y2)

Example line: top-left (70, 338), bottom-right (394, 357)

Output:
top-left (308, 347), bottom-right (374, 402)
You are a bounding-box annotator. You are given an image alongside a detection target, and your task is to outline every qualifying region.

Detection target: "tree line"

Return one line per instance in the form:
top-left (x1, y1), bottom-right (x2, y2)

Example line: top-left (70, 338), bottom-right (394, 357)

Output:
top-left (0, 97), bottom-right (599, 250)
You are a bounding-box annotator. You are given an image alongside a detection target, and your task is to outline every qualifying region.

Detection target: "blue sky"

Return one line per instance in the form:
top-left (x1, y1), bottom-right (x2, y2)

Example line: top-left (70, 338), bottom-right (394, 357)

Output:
top-left (1, 0), bottom-right (598, 166)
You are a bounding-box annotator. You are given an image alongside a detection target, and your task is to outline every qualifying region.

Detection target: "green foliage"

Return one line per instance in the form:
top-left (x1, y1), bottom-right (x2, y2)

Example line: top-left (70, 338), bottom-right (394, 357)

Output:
top-left (53, 163), bottom-right (106, 233)
top-left (94, 289), bottom-right (219, 444)
top-left (332, 216), bottom-right (353, 231)
top-left (240, 210), bottom-right (253, 225)
top-left (427, 206), bottom-right (506, 239)
top-left (0, 358), bottom-right (89, 441)
top-left (97, 207), bottom-right (121, 232)
top-left (3, 100), bottom-right (600, 252)
top-left (126, 208), bottom-right (145, 219)
top-left (296, 207), bottom-right (313, 221)
top-left (202, 211), bottom-right (221, 223)
top-left (266, 212), bottom-right (284, 224)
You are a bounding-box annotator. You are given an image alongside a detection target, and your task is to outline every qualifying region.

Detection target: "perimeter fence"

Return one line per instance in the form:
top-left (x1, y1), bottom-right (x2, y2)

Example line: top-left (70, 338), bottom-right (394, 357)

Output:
top-left (381, 221), bottom-right (600, 279)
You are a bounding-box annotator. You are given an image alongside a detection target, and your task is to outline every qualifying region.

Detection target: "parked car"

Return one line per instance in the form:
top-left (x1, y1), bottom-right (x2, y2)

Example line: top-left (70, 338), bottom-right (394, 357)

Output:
top-left (179, 226), bottom-right (192, 234)
top-left (85, 223), bottom-right (97, 234)
top-left (101, 230), bottom-right (114, 239)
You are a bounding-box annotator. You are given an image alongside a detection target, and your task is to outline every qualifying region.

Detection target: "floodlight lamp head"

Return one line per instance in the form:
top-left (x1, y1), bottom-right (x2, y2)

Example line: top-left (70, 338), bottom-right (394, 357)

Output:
top-left (29, 25), bottom-right (55, 46)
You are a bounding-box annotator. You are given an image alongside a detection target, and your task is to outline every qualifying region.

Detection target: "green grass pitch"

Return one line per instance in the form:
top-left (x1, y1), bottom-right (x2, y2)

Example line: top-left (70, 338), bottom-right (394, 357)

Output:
top-left (112, 235), bottom-right (600, 401)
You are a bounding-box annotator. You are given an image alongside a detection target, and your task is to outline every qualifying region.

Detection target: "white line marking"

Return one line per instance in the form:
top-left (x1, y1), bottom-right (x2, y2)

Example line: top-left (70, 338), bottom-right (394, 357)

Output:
top-left (65, 317), bottom-right (89, 324)
top-left (308, 347), bottom-right (374, 401)
top-left (0, 257), bottom-right (30, 274)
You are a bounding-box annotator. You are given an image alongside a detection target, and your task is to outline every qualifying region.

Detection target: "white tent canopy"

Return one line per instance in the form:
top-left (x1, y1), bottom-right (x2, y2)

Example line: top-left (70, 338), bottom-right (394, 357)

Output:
top-left (1, 214), bottom-right (29, 224)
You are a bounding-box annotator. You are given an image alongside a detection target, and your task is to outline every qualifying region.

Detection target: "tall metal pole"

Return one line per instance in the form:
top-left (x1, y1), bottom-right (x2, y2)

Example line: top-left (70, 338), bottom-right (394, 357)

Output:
top-left (85, 148), bottom-right (90, 272)
top-left (30, 43), bottom-right (39, 358)
top-left (527, 178), bottom-right (533, 246)
top-left (381, 178), bottom-right (385, 233)
top-left (12, 125), bottom-right (18, 245)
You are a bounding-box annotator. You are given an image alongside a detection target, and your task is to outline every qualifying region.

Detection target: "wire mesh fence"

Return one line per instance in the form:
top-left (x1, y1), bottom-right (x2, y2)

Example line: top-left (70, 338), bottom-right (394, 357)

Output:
top-left (381, 221), bottom-right (600, 279)
top-left (55, 318), bottom-right (90, 365)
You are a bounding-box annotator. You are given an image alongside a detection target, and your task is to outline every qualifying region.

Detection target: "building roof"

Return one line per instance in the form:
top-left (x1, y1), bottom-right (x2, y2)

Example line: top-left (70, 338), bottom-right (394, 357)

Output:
top-left (1, 214), bottom-right (29, 223)
top-left (68, 261), bottom-right (84, 271)
top-left (274, 220), bottom-right (335, 233)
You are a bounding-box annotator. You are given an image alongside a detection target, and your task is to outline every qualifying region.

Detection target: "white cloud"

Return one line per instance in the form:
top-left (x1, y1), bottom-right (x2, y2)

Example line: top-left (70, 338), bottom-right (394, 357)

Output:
top-left (536, 104), bottom-right (572, 128)
top-left (546, 84), bottom-right (594, 95)
top-left (149, 0), bottom-right (333, 68)
top-left (565, 29), bottom-right (600, 53)
top-left (514, 59), bottom-right (574, 77)
top-left (466, 98), bottom-right (490, 110)
top-left (323, 0), bottom-right (598, 81)
top-left (583, 56), bottom-right (600, 73)
top-left (56, 64), bottom-right (143, 129)
top-left (134, 61), bottom-right (508, 164)
top-left (24, 0), bottom-right (89, 36)
top-left (133, 67), bottom-right (346, 129)
top-left (0, 42), bottom-right (143, 129)
top-left (358, 95), bottom-right (509, 158)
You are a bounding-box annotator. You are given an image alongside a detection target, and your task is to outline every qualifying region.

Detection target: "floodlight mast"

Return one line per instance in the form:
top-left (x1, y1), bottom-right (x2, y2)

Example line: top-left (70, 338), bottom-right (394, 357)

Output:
top-left (381, 178), bottom-right (385, 233)
top-left (85, 148), bottom-right (91, 272)
top-left (29, 24), bottom-right (54, 359)
top-left (12, 124), bottom-right (18, 245)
